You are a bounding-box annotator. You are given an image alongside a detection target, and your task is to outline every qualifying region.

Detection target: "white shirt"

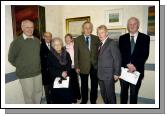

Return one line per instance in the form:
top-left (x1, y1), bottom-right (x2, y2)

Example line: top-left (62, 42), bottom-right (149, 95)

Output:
top-left (45, 42), bottom-right (50, 50)
top-left (23, 33), bottom-right (34, 40)
top-left (101, 36), bottom-right (108, 46)
top-left (130, 32), bottom-right (138, 43)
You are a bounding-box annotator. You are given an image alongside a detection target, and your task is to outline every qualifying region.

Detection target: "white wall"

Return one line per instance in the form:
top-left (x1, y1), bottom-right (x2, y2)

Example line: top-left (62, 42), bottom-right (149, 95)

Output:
top-left (44, 5), bottom-right (63, 38)
top-left (5, 5), bottom-right (155, 104)
top-left (5, 5), bottom-right (16, 74)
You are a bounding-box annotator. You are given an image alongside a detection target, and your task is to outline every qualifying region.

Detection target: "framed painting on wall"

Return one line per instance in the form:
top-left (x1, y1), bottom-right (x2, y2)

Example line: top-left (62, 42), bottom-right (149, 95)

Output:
top-left (105, 9), bottom-right (123, 27)
top-left (107, 28), bottom-right (127, 41)
top-left (66, 16), bottom-right (90, 38)
top-left (147, 6), bottom-right (155, 36)
top-left (11, 5), bottom-right (46, 40)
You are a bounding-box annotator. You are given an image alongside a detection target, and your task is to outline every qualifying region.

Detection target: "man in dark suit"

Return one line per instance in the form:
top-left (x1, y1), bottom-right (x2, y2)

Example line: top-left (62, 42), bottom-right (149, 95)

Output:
top-left (74, 21), bottom-right (100, 104)
top-left (40, 32), bottom-right (52, 104)
top-left (97, 25), bottom-right (121, 104)
top-left (119, 17), bottom-right (150, 104)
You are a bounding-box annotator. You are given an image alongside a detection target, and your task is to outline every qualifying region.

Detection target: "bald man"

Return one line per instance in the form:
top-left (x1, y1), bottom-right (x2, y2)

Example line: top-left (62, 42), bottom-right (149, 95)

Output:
top-left (8, 19), bottom-right (42, 104)
top-left (40, 32), bottom-right (52, 104)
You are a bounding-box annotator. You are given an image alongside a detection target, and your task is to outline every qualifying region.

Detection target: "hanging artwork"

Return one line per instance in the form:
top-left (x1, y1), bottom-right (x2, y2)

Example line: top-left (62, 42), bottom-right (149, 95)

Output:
top-left (66, 16), bottom-right (90, 38)
top-left (11, 5), bottom-right (46, 39)
top-left (147, 6), bottom-right (155, 36)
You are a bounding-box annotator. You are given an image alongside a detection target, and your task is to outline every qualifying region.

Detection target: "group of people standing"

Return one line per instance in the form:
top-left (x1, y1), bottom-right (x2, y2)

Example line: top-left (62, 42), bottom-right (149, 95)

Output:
top-left (8, 16), bottom-right (150, 104)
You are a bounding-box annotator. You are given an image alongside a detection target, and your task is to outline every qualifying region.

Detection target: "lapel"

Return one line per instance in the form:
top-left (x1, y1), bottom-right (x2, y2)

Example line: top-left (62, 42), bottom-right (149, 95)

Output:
top-left (126, 33), bottom-right (131, 56)
top-left (43, 41), bottom-right (51, 51)
top-left (99, 38), bottom-right (110, 56)
top-left (90, 34), bottom-right (95, 52)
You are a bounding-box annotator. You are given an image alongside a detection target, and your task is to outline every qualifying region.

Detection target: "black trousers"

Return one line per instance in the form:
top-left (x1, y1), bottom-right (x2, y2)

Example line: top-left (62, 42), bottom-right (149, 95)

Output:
top-left (80, 66), bottom-right (98, 104)
top-left (120, 78), bottom-right (142, 104)
top-left (44, 85), bottom-right (52, 104)
top-left (70, 69), bottom-right (81, 101)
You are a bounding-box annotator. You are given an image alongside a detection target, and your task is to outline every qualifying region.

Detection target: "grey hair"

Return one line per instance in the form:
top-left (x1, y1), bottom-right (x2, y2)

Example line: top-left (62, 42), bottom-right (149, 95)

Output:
top-left (51, 37), bottom-right (64, 48)
top-left (21, 19), bottom-right (34, 27)
top-left (81, 21), bottom-right (93, 33)
top-left (127, 17), bottom-right (140, 30)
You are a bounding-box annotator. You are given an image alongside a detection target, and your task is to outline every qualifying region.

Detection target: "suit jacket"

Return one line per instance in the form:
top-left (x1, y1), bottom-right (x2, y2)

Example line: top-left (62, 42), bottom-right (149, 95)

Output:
top-left (74, 34), bottom-right (100, 74)
top-left (40, 39), bottom-right (52, 85)
top-left (119, 32), bottom-right (150, 79)
top-left (47, 51), bottom-right (72, 86)
top-left (98, 38), bottom-right (122, 80)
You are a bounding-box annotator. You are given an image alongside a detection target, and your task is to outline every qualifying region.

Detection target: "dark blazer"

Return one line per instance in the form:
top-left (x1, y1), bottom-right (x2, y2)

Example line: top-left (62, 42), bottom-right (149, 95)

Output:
top-left (74, 34), bottom-right (100, 74)
top-left (40, 39), bottom-right (52, 85)
top-left (47, 51), bottom-right (72, 85)
top-left (119, 32), bottom-right (150, 78)
top-left (98, 38), bottom-right (122, 80)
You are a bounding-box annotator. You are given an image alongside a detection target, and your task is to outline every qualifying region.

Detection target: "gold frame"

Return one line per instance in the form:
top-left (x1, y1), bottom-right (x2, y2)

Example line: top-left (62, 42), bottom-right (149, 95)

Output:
top-left (107, 27), bottom-right (127, 40)
top-left (66, 16), bottom-right (90, 37)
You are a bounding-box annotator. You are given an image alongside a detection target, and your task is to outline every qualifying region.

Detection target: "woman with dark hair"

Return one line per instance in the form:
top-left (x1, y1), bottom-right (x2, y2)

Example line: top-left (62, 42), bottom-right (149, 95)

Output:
top-left (64, 33), bottom-right (81, 103)
top-left (47, 37), bottom-right (72, 104)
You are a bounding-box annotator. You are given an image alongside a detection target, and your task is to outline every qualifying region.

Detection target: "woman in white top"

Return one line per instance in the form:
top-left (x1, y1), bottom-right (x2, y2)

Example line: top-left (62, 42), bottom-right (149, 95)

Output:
top-left (65, 33), bottom-right (81, 103)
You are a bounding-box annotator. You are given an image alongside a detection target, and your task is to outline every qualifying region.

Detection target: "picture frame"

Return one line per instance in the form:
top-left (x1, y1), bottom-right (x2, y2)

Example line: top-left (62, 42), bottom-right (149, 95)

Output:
top-left (11, 5), bottom-right (46, 40)
top-left (105, 9), bottom-right (123, 27)
top-left (107, 27), bottom-right (127, 41)
top-left (66, 16), bottom-right (90, 38)
top-left (147, 6), bottom-right (155, 36)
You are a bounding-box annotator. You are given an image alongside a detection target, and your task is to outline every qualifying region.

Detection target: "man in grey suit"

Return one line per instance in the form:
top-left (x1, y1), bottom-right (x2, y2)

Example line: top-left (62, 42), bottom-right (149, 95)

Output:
top-left (97, 25), bottom-right (121, 104)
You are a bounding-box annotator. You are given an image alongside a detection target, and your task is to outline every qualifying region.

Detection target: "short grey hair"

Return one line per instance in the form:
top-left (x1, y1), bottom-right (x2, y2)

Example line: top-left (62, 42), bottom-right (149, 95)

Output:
top-left (82, 21), bottom-right (93, 33)
top-left (127, 17), bottom-right (140, 29)
top-left (51, 37), bottom-right (63, 48)
top-left (21, 19), bottom-right (34, 27)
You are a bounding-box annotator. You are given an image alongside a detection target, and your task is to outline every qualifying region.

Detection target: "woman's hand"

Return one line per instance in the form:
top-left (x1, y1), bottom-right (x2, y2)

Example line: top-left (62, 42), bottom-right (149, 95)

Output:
top-left (62, 71), bottom-right (67, 78)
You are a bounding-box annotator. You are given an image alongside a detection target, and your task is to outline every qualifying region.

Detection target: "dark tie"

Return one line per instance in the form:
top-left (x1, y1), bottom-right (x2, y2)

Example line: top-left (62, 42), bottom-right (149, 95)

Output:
top-left (85, 36), bottom-right (89, 48)
top-left (98, 42), bottom-right (103, 55)
top-left (130, 36), bottom-right (135, 54)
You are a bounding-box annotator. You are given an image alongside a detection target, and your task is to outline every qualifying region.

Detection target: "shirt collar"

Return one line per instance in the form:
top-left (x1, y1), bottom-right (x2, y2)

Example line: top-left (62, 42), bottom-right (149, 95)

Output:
top-left (84, 35), bottom-right (91, 39)
top-left (23, 33), bottom-right (34, 40)
top-left (130, 31), bottom-right (138, 43)
top-left (130, 31), bottom-right (138, 37)
top-left (66, 42), bottom-right (74, 48)
top-left (101, 36), bottom-right (108, 45)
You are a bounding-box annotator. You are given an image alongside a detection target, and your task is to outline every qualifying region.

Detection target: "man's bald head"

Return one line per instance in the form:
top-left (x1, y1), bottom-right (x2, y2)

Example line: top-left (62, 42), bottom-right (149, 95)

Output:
top-left (43, 32), bottom-right (52, 43)
top-left (21, 19), bottom-right (34, 37)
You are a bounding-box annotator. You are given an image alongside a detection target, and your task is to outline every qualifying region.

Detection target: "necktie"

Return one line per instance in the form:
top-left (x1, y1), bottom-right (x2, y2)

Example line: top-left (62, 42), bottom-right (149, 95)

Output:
top-left (130, 36), bottom-right (135, 54)
top-left (85, 36), bottom-right (89, 48)
top-left (98, 42), bottom-right (103, 55)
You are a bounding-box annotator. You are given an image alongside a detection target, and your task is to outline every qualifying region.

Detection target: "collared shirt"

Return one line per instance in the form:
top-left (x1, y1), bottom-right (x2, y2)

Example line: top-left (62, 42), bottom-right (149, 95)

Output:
top-left (45, 42), bottom-right (50, 50)
top-left (130, 31), bottom-right (138, 43)
top-left (84, 35), bottom-right (91, 50)
top-left (65, 42), bottom-right (74, 68)
top-left (23, 33), bottom-right (34, 40)
top-left (101, 36), bottom-right (108, 46)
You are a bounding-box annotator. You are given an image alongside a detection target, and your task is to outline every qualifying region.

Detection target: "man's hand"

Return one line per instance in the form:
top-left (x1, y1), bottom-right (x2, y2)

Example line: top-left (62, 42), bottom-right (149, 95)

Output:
top-left (75, 68), bottom-right (80, 74)
top-left (114, 75), bottom-right (119, 81)
top-left (62, 71), bottom-right (67, 78)
top-left (127, 64), bottom-right (136, 73)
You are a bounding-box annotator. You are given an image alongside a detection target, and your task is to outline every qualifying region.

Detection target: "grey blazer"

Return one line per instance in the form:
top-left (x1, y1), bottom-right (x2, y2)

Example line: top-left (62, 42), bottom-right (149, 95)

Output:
top-left (97, 38), bottom-right (122, 80)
